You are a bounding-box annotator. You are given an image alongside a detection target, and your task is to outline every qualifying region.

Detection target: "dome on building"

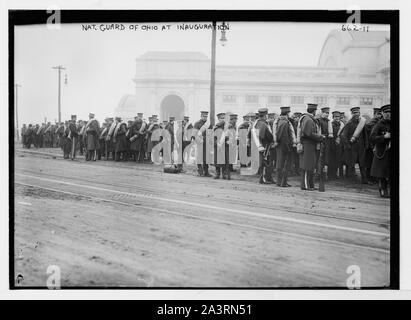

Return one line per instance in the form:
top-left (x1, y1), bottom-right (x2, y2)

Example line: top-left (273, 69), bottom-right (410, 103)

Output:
top-left (318, 30), bottom-right (390, 73)
top-left (115, 94), bottom-right (137, 120)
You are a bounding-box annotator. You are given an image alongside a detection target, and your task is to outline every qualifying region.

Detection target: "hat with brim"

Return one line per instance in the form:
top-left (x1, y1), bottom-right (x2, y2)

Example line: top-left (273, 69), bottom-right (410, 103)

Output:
top-left (280, 106), bottom-right (291, 114)
top-left (321, 107), bottom-right (330, 113)
top-left (332, 111), bottom-right (341, 116)
top-left (216, 113), bottom-right (226, 119)
top-left (88, 113), bottom-right (95, 118)
top-left (200, 111), bottom-right (209, 115)
top-left (71, 115), bottom-right (77, 120)
top-left (293, 112), bottom-right (302, 117)
top-left (306, 103), bottom-right (318, 112)
top-left (169, 116), bottom-right (175, 121)
top-left (350, 106), bottom-right (360, 113)
top-left (381, 104), bottom-right (391, 113)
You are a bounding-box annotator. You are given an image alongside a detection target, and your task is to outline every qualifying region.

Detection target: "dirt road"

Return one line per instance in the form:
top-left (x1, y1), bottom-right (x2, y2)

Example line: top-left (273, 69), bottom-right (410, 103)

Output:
top-left (13, 148), bottom-right (390, 288)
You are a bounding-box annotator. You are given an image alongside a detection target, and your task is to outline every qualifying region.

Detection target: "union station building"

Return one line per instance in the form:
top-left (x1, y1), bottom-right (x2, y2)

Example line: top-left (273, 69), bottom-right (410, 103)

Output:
top-left (116, 29), bottom-right (390, 121)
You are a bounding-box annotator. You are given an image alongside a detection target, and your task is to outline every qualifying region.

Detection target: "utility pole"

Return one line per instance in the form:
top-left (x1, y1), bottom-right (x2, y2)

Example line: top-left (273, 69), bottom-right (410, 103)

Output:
top-left (52, 65), bottom-right (66, 123)
top-left (209, 21), bottom-right (217, 127)
top-left (15, 84), bottom-right (21, 142)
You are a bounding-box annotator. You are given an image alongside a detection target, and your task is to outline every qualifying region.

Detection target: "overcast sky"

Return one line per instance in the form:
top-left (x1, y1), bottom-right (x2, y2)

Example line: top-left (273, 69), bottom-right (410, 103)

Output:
top-left (14, 22), bottom-right (389, 125)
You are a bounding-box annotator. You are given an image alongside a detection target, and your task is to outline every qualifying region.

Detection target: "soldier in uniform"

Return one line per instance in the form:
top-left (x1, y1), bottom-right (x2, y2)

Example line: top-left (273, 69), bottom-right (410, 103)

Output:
top-left (113, 117), bottom-right (128, 162)
top-left (328, 111), bottom-right (345, 179)
top-left (340, 106), bottom-right (368, 183)
top-left (213, 112), bottom-right (228, 179)
top-left (275, 106), bottom-right (296, 187)
top-left (290, 112), bottom-right (302, 176)
top-left (105, 117), bottom-right (116, 160)
top-left (68, 115), bottom-right (79, 160)
top-left (137, 113), bottom-right (148, 162)
top-left (85, 113), bottom-right (100, 161)
top-left (182, 116), bottom-right (194, 164)
top-left (192, 110), bottom-right (212, 177)
top-left (146, 115), bottom-right (160, 163)
top-left (24, 124), bottom-right (36, 149)
top-left (21, 124), bottom-right (27, 147)
top-left (99, 120), bottom-right (110, 160)
top-left (61, 120), bottom-right (71, 159)
top-left (364, 107), bottom-right (382, 183)
top-left (370, 104), bottom-right (391, 197)
top-left (238, 113), bottom-right (251, 167)
top-left (128, 116), bottom-right (144, 162)
top-left (228, 113), bottom-right (238, 173)
top-left (251, 107), bottom-right (274, 184)
top-left (298, 103), bottom-right (325, 190)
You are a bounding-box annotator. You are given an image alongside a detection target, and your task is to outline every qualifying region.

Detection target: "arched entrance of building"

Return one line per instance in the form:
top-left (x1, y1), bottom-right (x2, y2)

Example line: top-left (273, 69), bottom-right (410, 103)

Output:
top-left (160, 94), bottom-right (185, 121)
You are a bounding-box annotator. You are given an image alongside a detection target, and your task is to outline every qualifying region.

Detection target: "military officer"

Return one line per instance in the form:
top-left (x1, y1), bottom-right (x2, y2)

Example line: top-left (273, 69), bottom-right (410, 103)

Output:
top-left (275, 106), bottom-right (296, 187)
top-left (328, 111), bottom-right (345, 179)
top-left (85, 113), bottom-right (100, 161)
top-left (251, 107), bottom-right (274, 184)
top-left (192, 111), bottom-right (212, 177)
top-left (370, 104), bottom-right (391, 197)
top-left (340, 106), bottom-right (368, 183)
top-left (298, 103), bottom-right (325, 190)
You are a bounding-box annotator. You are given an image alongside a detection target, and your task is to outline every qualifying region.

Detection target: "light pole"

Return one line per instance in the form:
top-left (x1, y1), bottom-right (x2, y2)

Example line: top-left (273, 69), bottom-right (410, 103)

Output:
top-left (52, 65), bottom-right (66, 123)
top-left (15, 84), bottom-right (21, 142)
top-left (209, 22), bottom-right (228, 127)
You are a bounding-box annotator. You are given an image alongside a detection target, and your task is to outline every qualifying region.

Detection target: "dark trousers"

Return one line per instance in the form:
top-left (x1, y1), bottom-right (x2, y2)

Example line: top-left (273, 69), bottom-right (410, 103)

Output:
top-left (276, 150), bottom-right (291, 186)
top-left (301, 170), bottom-right (314, 190)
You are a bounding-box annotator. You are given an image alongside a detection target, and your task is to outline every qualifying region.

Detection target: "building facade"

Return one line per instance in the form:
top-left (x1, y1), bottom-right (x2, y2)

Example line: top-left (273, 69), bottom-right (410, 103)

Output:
top-left (116, 29), bottom-right (390, 121)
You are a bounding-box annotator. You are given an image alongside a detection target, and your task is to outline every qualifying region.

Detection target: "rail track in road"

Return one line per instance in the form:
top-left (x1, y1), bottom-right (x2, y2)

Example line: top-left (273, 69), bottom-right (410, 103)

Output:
top-left (15, 164), bottom-right (390, 255)
top-left (13, 152), bottom-right (391, 287)
top-left (16, 166), bottom-right (390, 229)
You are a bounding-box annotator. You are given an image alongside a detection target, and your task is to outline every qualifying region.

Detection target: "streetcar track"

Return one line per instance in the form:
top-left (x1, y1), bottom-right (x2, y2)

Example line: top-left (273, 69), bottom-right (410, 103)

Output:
top-left (15, 182), bottom-right (390, 254)
top-left (15, 148), bottom-right (387, 203)
top-left (17, 168), bottom-right (390, 228)
top-left (15, 173), bottom-right (390, 238)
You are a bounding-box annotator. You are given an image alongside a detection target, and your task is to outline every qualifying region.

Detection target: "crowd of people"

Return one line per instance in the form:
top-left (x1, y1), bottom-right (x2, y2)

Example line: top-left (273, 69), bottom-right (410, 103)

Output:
top-left (19, 102), bottom-right (391, 198)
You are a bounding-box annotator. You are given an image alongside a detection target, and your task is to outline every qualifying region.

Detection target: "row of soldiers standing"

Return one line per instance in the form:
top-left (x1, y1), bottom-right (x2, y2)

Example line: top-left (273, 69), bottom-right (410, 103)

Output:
top-left (19, 103), bottom-right (391, 198)
top-left (253, 103), bottom-right (391, 198)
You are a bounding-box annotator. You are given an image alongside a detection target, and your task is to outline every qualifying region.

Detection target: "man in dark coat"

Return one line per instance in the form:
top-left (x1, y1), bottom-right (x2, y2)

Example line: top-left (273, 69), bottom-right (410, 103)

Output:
top-left (340, 106), bottom-right (368, 183)
top-left (62, 121), bottom-right (71, 159)
top-left (317, 107), bottom-right (331, 177)
top-left (147, 115), bottom-right (160, 163)
top-left (24, 124), bottom-right (36, 148)
top-left (99, 120), bottom-right (110, 160)
top-left (275, 106), bottom-right (295, 187)
top-left (290, 112), bottom-right (301, 175)
top-left (21, 124), bottom-right (27, 147)
top-left (213, 113), bottom-right (228, 179)
top-left (238, 113), bottom-right (252, 168)
top-left (85, 113), bottom-right (100, 161)
top-left (113, 118), bottom-right (128, 162)
top-left (328, 111), bottom-right (345, 179)
top-left (128, 117), bottom-right (144, 162)
top-left (68, 115), bottom-right (79, 160)
top-left (192, 111), bottom-right (212, 177)
top-left (364, 107), bottom-right (382, 183)
top-left (298, 103), bottom-right (325, 190)
top-left (370, 104), bottom-right (391, 197)
top-left (251, 107), bottom-right (274, 184)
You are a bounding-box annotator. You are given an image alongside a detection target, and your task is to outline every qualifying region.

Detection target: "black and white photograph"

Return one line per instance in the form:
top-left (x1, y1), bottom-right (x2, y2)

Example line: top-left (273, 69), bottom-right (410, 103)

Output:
top-left (8, 8), bottom-right (399, 291)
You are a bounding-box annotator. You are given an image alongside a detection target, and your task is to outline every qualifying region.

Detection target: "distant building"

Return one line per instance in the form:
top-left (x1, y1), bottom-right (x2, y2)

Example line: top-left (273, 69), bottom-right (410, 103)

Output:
top-left (116, 30), bottom-right (390, 121)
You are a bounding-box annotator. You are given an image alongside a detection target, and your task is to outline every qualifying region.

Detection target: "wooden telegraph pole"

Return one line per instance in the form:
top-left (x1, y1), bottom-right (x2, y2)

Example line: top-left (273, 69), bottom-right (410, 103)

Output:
top-left (209, 21), bottom-right (217, 127)
top-left (52, 65), bottom-right (66, 123)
